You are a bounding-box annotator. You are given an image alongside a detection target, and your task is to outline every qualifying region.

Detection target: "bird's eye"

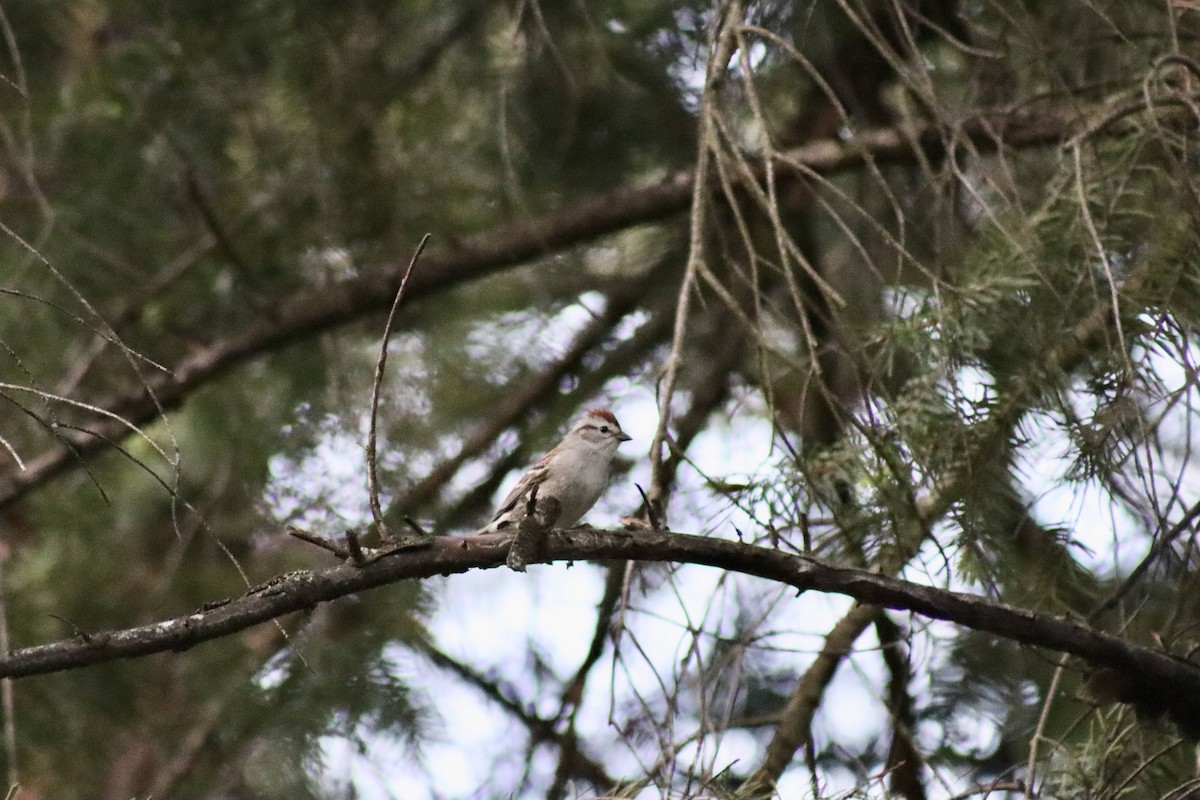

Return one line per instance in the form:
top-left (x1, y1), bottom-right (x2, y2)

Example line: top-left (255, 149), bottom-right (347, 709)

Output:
top-left (599, 426), bottom-right (610, 433)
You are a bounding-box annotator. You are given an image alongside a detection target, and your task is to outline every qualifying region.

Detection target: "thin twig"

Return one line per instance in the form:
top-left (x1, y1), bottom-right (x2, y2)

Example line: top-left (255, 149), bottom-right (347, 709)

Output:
top-left (46, 614), bottom-right (98, 644)
top-left (367, 233), bottom-right (431, 541)
top-left (0, 555), bottom-right (15, 788)
top-left (647, 0), bottom-right (739, 516)
top-left (740, 603), bottom-right (880, 797)
top-left (1025, 654), bottom-right (1068, 800)
top-left (1090, 497), bottom-right (1200, 621)
top-left (1071, 142), bottom-right (1131, 377)
top-left (634, 484), bottom-right (662, 530)
top-left (946, 781), bottom-right (1029, 800)
top-left (416, 639), bottom-right (616, 792)
top-left (286, 526), bottom-right (350, 560)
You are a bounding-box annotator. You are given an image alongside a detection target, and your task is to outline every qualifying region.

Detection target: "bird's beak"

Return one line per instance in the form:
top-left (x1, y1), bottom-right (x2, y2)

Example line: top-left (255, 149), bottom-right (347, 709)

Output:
top-left (617, 432), bottom-right (632, 442)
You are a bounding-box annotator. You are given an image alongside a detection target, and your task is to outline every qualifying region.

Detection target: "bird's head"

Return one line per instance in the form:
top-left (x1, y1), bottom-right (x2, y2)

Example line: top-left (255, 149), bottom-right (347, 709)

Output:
top-left (566, 408), bottom-right (632, 455)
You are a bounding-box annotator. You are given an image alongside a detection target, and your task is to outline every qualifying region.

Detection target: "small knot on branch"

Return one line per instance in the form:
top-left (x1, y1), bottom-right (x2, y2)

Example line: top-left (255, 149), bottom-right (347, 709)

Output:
top-left (506, 486), bottom-right (561, 572)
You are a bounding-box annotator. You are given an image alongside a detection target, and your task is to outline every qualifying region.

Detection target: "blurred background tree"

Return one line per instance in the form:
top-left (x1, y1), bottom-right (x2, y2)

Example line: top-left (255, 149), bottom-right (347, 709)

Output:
top-left (0, 0), bottom-right (1198, 798)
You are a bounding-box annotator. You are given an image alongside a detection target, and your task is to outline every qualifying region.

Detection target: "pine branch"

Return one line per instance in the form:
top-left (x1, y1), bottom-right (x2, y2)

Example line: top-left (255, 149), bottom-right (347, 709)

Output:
top-left (0, 108), bottom-right (1100, 512)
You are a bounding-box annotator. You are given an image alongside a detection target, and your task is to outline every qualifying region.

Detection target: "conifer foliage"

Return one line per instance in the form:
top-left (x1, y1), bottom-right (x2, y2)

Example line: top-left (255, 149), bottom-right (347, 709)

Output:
top-left (0, 1), bottom-right (1198, 798)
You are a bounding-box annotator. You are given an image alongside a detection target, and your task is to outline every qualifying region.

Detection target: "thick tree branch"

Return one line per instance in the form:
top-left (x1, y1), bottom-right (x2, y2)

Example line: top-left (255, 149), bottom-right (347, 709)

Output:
top-left (4, 529), bottom-right (1200, 728)
top-left (0, 109), bottom-right (1089, 510)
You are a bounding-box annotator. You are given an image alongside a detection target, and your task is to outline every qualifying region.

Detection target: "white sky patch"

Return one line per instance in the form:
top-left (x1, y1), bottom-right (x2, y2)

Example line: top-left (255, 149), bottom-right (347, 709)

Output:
top-left (320, 734), bottom-right (408, 800)
top-left (346, 657), bottom-right (523, 799)
top-left (465, 292), bottom-right (609, 378)
top-left (264, 415), bottom-right (374, 532)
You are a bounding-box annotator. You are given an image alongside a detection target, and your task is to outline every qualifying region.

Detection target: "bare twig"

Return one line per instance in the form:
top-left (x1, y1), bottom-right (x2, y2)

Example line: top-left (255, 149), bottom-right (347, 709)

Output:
top-left (286, 526), bottom-right (350, 560)
top-left (739, 603), bottom-right (881, 798)
top-left (367, 233), bottom-right (430, 541)
top-left (647, 0), bottom-right (740, 518)
top-left (1071, 142), bottom-right (1131, 375)
top-left (416, 639), bottom-right (616, 792)
top-left (947, 781), bottom-right (1030, 800)
top-left (1025, 654), bottom-right (1068, 800)
top-left (551, 352), bottom-right (739, 784)
top-left (559, 566), bottom-right (625, 715)
top-left (402, 517), bottom-right (429, 537)
top-left (634, 484), bottom-right (662, 531)
top-left (1090, 497), bottom-right (1200, 621)
top-left (0, 555), bottom-right (15, 788)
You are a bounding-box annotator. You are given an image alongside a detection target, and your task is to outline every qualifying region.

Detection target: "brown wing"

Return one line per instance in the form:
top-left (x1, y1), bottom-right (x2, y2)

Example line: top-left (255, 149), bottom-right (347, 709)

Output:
top-left (491, 457), bottom-right (551, 522)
